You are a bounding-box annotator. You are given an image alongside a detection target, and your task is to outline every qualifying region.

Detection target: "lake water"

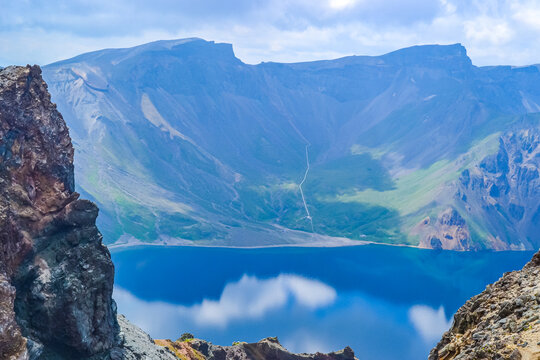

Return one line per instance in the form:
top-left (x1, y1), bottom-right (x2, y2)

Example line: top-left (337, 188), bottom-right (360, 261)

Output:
top-left (111, 245), bottom-right (534, 360)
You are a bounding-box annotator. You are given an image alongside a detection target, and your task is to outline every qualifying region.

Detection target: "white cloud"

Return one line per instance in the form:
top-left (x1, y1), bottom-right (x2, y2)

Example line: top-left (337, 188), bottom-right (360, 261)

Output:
top-left (464, 16), bottom-right (513, 45)
top-left (328, 0), bottom-right (359, 10)
top-left (511, 1), bottom-right (540, 31)
top-left (408, 305), bottom-right (452, 342)
top-left (439, 0), bottom-right (457, 14)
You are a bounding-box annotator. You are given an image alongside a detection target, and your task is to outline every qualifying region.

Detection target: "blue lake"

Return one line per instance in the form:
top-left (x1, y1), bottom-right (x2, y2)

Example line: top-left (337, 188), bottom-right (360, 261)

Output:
top-left (111, 245), bottom-right (534, 360)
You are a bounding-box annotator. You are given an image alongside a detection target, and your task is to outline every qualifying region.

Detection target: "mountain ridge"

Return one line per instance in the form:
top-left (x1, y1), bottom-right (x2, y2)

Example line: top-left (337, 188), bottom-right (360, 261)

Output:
top-left (42, 39), bottom-right (540, 250)
top-left (48, 39), bottom-right (470, 67)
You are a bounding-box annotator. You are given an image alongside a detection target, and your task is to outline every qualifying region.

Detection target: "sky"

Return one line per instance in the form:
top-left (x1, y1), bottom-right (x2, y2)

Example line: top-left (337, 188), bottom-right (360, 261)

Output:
top-left (1, 0), bottom-right (540, 66)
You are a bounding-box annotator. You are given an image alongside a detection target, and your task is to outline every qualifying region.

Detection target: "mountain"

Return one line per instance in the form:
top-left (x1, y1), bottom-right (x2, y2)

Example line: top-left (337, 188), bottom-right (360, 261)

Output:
top-left (0, 65), bottom-right (354, 360)
top-left (42, 39), bottom-right (540, 250)
top-left (429, 251), bottom-right (540, 359)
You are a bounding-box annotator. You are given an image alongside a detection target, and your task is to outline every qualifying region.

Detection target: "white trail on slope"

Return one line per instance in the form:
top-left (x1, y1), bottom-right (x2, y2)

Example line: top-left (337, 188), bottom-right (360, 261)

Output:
top-left (298, 144), bottom-right (314, 233)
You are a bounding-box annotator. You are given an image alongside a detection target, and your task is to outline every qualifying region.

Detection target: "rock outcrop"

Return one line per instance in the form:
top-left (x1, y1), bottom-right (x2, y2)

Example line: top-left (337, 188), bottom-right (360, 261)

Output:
top-left (155, 336), bottom-right (357, 360)
top-left (415, 126), bottom-right (540, 251)
top-left (457, 127), bottom-right (540, 250)
top-left (112, 315), bottom-right (177, 360)
top-left (429, 251), bottom-right (540, 359)
top-left (0, 66), bottom-right (178, 360)
top-left (415, 208), bottom-right (473, 250)
top-left (0, 65), bottom-right (119, 358)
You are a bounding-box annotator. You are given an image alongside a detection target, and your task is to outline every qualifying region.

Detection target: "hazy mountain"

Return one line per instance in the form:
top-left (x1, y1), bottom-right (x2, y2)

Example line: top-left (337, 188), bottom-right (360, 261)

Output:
top-left (42, 39), bottom-right (540, 250)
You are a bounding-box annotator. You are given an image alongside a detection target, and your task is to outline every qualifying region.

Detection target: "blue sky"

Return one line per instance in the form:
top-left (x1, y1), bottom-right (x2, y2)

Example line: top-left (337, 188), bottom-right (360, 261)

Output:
top-left (1, 0), bottom-right (540, 66)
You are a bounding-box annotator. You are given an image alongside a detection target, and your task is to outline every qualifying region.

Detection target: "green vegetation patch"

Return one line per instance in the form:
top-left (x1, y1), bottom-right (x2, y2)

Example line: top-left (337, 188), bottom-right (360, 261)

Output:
top-left (305, 153), bottom-right (395, 194)
top-left (328, 132), bottom-right (501, 216)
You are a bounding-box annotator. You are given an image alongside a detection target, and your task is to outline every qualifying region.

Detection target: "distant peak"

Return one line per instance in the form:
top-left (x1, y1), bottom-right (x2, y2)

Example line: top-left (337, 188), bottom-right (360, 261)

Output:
top-left (381, 43), bottom-right (472, 67)
top-left (124, 38), bottom-right (238, 61)
top-left (129, 37), bottom-right (227, 52)
top-left (45, 38), bottom-right (239, 67)
top-left (110, 37), bottom-right (237, 61)
top-left (132, 37), bottom-right (206, 50)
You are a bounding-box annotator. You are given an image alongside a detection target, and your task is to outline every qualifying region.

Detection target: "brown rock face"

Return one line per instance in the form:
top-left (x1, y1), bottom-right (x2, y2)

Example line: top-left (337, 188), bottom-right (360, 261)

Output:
top-left (429, 251), bottom-right (540, 360)
top-left (0, 276), bottom-right (26, 359)
top-left (156, 337), bottom-right (358, 360)
top-left (415, 208), bottom-right (473, 251)
top-left (0, 65), bottom-right (118, 358)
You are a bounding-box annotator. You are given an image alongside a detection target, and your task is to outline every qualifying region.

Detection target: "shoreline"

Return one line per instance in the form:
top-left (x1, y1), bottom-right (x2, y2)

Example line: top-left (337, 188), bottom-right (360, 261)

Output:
top-left (107, 238), bottom-right (425, 251)
top-left (107, 239), bottom-right (537, 253)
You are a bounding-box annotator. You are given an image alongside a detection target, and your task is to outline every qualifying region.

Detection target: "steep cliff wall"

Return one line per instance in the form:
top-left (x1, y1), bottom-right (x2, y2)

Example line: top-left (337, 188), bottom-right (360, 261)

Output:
top-left (0, 65), bottom-right (118, 358)
top-left (457, 127), bottom-right (540, 250)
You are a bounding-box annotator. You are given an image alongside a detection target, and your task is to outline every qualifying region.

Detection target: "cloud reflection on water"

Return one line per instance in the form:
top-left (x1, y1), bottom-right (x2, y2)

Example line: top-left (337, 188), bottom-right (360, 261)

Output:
top-left (114, 273), bottom-right (451, 358)
top-left (114, 273), bottom-right (336, 332)
top-left (408, 305), bottom-right (453, 342)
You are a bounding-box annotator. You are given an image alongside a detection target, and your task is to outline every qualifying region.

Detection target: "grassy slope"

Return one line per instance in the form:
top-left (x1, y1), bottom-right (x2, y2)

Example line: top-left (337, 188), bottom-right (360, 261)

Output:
top-left (325, 132), bottom-right (502, 245)
top-left (234, 131), bottom-right (504, 246)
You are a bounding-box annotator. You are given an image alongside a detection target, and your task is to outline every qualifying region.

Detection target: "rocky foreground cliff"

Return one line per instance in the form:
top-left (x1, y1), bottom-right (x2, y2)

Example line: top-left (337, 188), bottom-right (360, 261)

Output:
top-left (0, 64), bottom-right (121, 359)
top-left (430, 251), bottom-right (540, 360)
top-left (0, 65), bottom-right (357, 360)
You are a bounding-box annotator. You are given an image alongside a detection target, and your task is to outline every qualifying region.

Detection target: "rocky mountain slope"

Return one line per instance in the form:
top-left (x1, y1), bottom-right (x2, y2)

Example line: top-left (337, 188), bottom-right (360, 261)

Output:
top-left (0, 64), bottom-right (357, 360)
top-left (429, 251), bottom-right (540, 359)
top-left (0, 65), bottom-right (174, 360)
top-left (155, 336), bottom-right (356, 360)
top-left (455, 128), bottom-right (540, 250)
top-left (43, 39), bottom-right (540, 250)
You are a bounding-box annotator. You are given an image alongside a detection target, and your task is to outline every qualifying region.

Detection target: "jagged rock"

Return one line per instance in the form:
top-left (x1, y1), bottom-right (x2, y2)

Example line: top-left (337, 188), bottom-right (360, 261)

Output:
top-left (415, 208), bottom-right (473, 250)
top-left (155, 336), bottom-right (358, 360)
top-left (457, 128), bottom-right (540, 249)
top-left (409, 125), bottom-right (540, 250)
top-left (37, 315), bottom-right (178, 360)
top-left (0, 275), bottom-right (27, 359)
top-left (429, 250), bottom-right (540, 359)
top-left (0, 65), bottom-right (117, 359)
top-left (109, 315), bottom-right (177, 360)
